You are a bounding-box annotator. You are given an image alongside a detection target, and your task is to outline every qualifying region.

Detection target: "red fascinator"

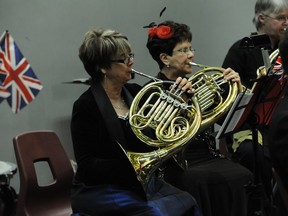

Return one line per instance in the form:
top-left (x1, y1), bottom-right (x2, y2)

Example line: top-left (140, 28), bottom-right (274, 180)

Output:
top-left (148, 25), bottom-right (173, 40)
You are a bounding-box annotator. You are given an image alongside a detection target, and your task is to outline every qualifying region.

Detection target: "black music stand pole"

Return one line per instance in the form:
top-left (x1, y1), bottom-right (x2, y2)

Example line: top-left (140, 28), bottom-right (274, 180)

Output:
top-left (245, 117), bottom-right (266, 216)
top-left (216, 92), bottom-right (267, 216)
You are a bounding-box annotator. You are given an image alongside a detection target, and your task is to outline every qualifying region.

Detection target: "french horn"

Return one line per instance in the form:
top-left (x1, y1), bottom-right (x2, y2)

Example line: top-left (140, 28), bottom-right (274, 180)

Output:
top-left (123, 70), bottom-right (202, 191)
top-left (188, 62), bottom-right (239, 129)
top-left (173, 63), bottom-right (239, 168)
top-left (250, 48), bottom-right (280, 91)
top-left (119, 64), bottom-right (239, 191)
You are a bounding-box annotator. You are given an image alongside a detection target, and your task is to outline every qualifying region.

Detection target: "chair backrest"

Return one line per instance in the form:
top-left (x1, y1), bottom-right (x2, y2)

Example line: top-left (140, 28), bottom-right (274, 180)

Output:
top-left (13, 130), bottom-right (74, 216)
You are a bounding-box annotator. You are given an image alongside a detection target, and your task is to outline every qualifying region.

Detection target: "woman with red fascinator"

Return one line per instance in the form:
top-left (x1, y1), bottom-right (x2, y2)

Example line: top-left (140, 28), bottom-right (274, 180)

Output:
top-left (145, 20), bottom-right (253, 216)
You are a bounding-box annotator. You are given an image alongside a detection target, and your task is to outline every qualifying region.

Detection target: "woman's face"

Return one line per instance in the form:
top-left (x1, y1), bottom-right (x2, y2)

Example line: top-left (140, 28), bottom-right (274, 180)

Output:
top-left (106, 52), bottom-right (134, 85)
top-left (167, 40), bottom-right (195, 77)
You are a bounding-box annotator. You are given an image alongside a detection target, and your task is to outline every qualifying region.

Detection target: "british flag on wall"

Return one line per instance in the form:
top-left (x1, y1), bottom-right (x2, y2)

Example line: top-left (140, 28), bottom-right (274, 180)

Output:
top-left (0, 31), bottom-right (43, 113)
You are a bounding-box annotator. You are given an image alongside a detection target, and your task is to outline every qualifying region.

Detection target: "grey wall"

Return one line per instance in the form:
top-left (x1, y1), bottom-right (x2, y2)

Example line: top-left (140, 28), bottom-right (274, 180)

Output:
top-left (0, 0), bottom-right (255, 192)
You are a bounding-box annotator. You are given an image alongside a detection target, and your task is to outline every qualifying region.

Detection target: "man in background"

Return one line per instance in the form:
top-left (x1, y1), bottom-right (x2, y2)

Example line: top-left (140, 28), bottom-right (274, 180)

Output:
top-left (222, 0), bottom-right (288, 215)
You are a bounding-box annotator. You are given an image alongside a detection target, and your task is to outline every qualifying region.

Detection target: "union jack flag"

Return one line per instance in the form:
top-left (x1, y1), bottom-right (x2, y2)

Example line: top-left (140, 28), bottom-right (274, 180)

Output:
top-left (271, 55), bottom-right (284, 75)
top-left (0, 31), bottom-right (43, 113)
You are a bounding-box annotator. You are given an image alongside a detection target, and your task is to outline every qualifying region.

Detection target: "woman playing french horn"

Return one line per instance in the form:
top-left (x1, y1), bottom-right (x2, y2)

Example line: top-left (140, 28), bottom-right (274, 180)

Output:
top-left (70, 27), bottom-right (201, 216)
top-left (143, 20), bottom-right (253, 216)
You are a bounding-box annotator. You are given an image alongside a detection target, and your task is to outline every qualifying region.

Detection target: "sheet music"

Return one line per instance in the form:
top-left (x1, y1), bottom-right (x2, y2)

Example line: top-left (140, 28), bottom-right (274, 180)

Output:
top-left (216, 92), bottom-right (254, 139)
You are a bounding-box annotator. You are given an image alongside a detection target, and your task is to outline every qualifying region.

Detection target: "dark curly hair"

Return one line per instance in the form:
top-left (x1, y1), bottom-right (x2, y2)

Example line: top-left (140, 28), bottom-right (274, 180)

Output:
top-left (146, 20), bottom-right (192, 70)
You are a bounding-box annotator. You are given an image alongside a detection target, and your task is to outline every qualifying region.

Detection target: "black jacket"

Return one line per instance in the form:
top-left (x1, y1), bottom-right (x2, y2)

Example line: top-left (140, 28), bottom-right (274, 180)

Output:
top-left (71, 82), bottom-right (148, 197)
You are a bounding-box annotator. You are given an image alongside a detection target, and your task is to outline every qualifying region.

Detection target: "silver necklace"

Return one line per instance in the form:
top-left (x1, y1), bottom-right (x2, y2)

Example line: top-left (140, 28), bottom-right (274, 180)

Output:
top-left (112, 99), bottom-right (126, 110)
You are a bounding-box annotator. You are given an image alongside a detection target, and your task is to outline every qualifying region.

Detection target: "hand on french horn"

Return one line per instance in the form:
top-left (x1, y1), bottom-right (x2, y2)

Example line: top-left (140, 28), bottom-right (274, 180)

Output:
top-left (222, 68), bottom-right (243, 92)
top-left (169, 77), bottom-right (195, 101)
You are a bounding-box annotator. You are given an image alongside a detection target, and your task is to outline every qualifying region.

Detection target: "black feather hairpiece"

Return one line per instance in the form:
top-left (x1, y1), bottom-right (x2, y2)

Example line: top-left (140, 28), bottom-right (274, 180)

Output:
top-left (159, 7), bottom-right (166, 17)
top-left (143, 6), bottom-right (167, 29)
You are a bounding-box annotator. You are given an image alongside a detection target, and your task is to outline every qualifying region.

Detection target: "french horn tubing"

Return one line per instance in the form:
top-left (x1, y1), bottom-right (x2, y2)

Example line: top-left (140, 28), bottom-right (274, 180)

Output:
top-left (119, 69), bottom-right (202, 191)
top-left (250, 49), bottom-right (279, 91)
top-left (121, 64), bottom-right (239, 190)
top-left (172, 63), bottom-right (239, 168)
top-left (188, 62), bottom-right (239, 129)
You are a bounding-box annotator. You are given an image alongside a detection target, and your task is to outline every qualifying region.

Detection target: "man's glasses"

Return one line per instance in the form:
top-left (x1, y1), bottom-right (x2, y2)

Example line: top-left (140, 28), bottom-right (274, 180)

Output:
top-left (265, 14), bottom-right (288, 23)
top-left (111, 53), bottom-right (135, 65)
top-left (175, 47), bottom-right (196, 55)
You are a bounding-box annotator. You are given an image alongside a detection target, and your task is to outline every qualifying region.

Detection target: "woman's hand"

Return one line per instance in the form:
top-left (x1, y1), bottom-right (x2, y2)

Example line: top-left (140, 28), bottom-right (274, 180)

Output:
top-left (169, 77), bottom-right (194, 102)
top-left (223, 68), bottom-right (243, 92)
top-left (174, 77), bottom-right (195, 94)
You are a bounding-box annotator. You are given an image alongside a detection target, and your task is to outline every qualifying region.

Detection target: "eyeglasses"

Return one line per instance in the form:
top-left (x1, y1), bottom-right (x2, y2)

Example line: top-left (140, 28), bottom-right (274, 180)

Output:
top-left (175, 47), bottom-right (196, 55)
top-left (111, 53), bottom-right (135, 65)
top-left (265, 14), bottom-right (288, 22)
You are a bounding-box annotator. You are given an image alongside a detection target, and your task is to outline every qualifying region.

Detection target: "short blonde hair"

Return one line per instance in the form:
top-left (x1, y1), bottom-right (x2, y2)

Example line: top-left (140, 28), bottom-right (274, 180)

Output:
top-left (78, 28), bottom-right (131, 80)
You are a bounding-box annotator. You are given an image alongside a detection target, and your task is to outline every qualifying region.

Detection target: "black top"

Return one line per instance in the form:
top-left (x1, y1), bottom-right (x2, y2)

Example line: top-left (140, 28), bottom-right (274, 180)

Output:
top-left (71, 82), bottom-right (152, 197)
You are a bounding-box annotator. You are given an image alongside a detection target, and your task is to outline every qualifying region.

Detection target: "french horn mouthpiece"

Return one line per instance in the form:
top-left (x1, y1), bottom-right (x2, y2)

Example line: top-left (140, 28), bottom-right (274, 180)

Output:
top-left (189, 62), bottom-right (198, 66)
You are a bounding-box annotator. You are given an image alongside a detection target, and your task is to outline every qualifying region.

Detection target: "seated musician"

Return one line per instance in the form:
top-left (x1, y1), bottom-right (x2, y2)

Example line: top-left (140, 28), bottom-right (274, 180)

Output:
top-left (70, 27), bottom-right (201, 216)
top-left (144, 20), bottom-right (253, 216)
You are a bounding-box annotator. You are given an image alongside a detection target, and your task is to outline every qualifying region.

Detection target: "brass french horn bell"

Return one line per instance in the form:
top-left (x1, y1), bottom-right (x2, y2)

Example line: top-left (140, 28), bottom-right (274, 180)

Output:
top-left (122, 70), bottom-right (202, 191)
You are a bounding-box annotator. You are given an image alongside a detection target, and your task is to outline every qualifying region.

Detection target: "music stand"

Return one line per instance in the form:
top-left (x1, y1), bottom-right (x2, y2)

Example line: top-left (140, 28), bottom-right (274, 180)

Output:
top-left (216, 67), bottom-right (287, 215)
top-left (217, 73), bottom-right (287, 139)
top-left (216, 91), bottom-right (253, 139)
